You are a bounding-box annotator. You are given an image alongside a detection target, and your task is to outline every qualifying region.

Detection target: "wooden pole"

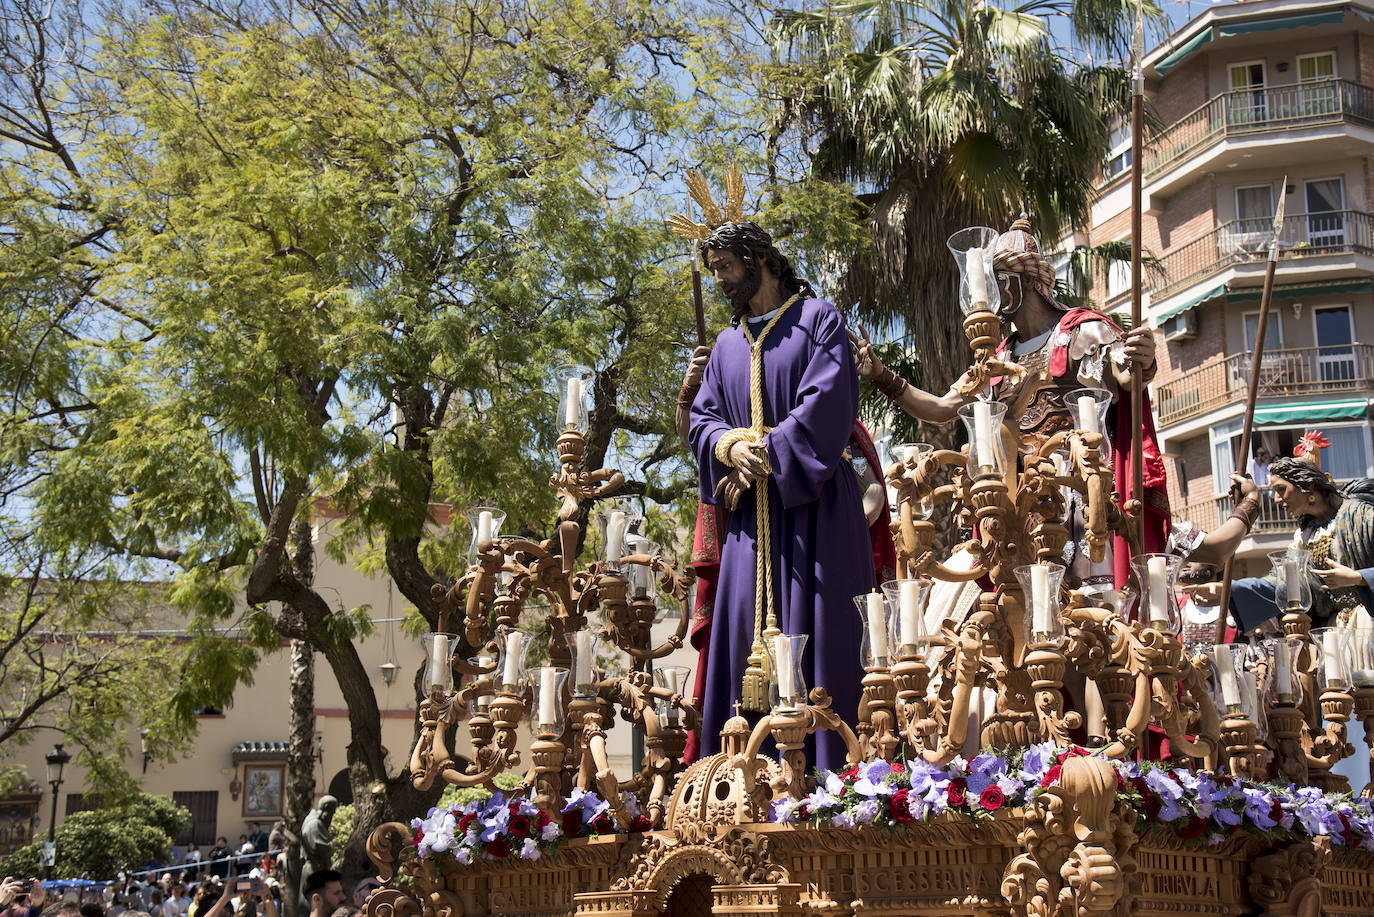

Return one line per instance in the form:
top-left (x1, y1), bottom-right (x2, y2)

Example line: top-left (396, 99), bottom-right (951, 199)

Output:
top-left (1129, 56), bottom-right (1145, 551)
top-left (688, 196), bottom-right (707, 345)
top-left (1215, 180), bottom-right (1287, 644)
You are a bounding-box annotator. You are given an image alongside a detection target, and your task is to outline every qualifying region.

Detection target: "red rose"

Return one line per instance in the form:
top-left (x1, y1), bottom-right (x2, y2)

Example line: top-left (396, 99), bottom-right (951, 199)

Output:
top-left (508, 814), bottom-right (531, 839)
top-left (487, 835), bottom-right (512, 858)
top-left (1143, 794), bottom-right (1162, 822)
top-left (535, 811), bottom-right (551, 830)
top-left (1339, 814), bottom-right (1353, 844)
top-left (457, 813), bottom-right (476, 834)
top-left (1115, 772), bottom-right (1126, 793)
top-left (630, 815), bottom-right (651, 832)
top-left (562, 810), bottom-right (583, 837)
top-left (509, 801), bottom-right (520, 815)
top-left (979, 785), bottom-right (1006, 811)
top-left (1040, 764), bottom-right (1062, 788)
top-left (1130, 777), bottom-right (1150, 799)
top-left (947, 779), bottom-right (967, 807)
top-left (890, 788), bottom-right (913, 823)
top-left (1269, 799), bottom-right (1284, 824)
top-left (1177, 816), bottom-right (1207, 840)
top-left (592, 813), bottom-right (614, 834)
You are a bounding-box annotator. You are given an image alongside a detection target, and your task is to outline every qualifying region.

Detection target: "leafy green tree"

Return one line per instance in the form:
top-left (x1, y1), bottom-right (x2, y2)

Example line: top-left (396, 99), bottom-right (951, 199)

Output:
top-left (769, 0), bottom-right (1156, 438)
top-left (0, 0), bottom-right (747, 889)
top-left (0, 794), bottom-right (190, 879)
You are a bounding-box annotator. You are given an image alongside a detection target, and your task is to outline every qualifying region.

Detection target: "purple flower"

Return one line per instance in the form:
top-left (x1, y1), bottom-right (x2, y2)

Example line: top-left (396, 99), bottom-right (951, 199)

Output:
top-left (854, 760), bottom-right (896, 797)
top-left (412, 807), bottom-right (457, 857)
top-left (853, 798), bottom-right (881, 825)
top-left (966, 754), bottom-right (1007, 796)
top-left (771, 797), bottom-right (802, 822)
top-left (1242, 788), bottom-right (1278, 830)
top-left (1142, 769), bottom-right (1185, 822)
top-left (563, 787), bottom-right (610, 822)
top-left (1019, 742), bottom-right (1056, 782)
top-left (830, 809), bottom-right (855, 829)
top-left (519, 839), bottom-right (541, 861)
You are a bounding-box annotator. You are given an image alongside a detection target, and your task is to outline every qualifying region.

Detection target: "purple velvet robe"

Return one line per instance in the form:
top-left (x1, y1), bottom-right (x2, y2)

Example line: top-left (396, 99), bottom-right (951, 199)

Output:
top-left (688, 297), bottom-right (873, 769)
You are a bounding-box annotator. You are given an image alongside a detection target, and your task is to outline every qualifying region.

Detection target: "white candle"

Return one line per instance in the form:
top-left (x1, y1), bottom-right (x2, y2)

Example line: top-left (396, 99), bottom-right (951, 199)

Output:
top-left (538, 667), bottom-right (557, 729)
top-left (967, 246), bottom-right (987, 306)
top-left (1214, 644), bottom-right (1241, 708)
top-left (1283, 558), bottom-right (1299, 607)
top-left (663, 668), bottom-right (682, 725)
top-left (1274, 639), bottom-right (1294, 699)
top-left (1031, 565), bottom-right (1050, 636)
top-left (503, 631), bottom-right (522, 687)
top-left (774, 635), bottom-right (795, 700)
top-left (899, 581), bottom-right (922, 647)
top-left (565, 377), bottom-right (583, 426)
top-left (427, 634), bottom-right (447, 690)
top-left (1146, 556), bottom-right (1170, 625)
top-left (606, 511), bottom-right (626, 563)
top-left (574, 631), bottom-right (593, 689)
top-left (1241, 671), bottom-right (1258, 716)
top-left (1076, 395), bottom-right (1100, 435)
top-left (866, 592), bottom-right (888, 662)
top-left (973, 401), bottom-right (995, 470)
top-left (1323, 629), bottom-right (1344, 685)
top-left (477, 510), bottom-right (493, 545)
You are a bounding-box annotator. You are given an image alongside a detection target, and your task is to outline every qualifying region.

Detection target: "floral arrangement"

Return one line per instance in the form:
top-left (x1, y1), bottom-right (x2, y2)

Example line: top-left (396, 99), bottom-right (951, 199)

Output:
top-left (770, 744), bottom-right (1374, 851)
top-left (410, 787), bottom-right (652, 866)
top-left (412, 791), bottom-right (561, 864)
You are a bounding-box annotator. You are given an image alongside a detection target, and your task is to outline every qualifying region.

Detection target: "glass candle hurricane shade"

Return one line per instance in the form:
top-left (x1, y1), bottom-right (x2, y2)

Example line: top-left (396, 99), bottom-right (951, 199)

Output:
top-left (766, 633), bottom-right (809, 712)
top-left (957, 401), bottom-right (1008, 478)
top-left (554, 364), bottom-right (596, 433)
top-left (1014, 563), bottom-right (1066, 646)
top-left (946, 226), bottom-right (1002, 314)
top-left (1269, 548), bottom-right (1313, 614)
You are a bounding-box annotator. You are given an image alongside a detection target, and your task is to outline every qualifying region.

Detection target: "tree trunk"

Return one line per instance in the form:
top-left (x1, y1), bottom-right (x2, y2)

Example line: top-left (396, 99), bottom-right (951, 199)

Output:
top-left (283, 521), bottom-right (318, 917)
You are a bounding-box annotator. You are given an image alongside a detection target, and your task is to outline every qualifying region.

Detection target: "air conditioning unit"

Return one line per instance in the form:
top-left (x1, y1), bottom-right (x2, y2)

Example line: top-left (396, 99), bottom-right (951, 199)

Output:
top-left (1162, 311), bottom-right (1197, 341)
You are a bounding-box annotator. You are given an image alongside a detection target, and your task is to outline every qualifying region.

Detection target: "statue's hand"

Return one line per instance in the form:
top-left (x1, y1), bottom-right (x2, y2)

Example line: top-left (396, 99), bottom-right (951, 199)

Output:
top-left (849, 324), bottom-right (884, 382)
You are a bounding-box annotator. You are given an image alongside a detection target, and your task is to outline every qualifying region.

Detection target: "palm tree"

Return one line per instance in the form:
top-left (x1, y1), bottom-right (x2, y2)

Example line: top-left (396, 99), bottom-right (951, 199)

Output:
top-left (770, 0), bottom-right (1154, 442)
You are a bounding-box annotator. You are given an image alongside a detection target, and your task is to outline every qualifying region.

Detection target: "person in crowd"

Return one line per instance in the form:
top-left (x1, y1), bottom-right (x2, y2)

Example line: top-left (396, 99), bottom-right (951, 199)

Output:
top-left (301, 872), bottom-right (344, 917)
top-left (0, 877), bottom-right (46, 917)
top-left (160, 885), bottom-right (188, 917)
top-left (234, 837), bottom-right (254, 876)
top-left (79, 902), bottom-right (105, 917)
top-left (206, 839), bottom-right (230, 881)
top-left (245, 826), bottom-right (268, 857)
top-left (1250, 446), bottom-right (1272, 486)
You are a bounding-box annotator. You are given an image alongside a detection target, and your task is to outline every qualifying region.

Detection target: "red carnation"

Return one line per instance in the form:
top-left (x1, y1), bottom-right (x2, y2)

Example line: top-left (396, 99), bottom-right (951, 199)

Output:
top-left (562, 809), bottom-right (583, 837)
top-left (947, 779), bottom-right (967, 807)
top-left (1339, 814), bottom-right (1353, 844)
top-left (509, 801), bottom-right (520, 815)
top-left (841, 766), bottom-right (860, 780)
top-left (890, 762), bottom-right (906, 774)
top-left (1177, 816), bottom-right (1208, 839)
top-left (1143, 794), bottom-right (1162, 822)
top-left (1115, 772), bottom-right (1126, 793)
top-left (535, 811), bottom-right (551, 830)
top-left (457, 813), bottom-right (476, 834)
top-left (630, 815), bottom-right (651, 832)
top-left (413, 829), bottom-right (424, 848)
top-left (890, 788), bottom-right (913, 823)
top-left (1269, 799), bottom-right (1284, 824)
top-left (592, 813), bottom-right (614, 834)
top-left (798, 804), bottom-right (811, 820)
top-left (979, 785), bottom-right (1007, 811)
top-left (487, 835), bottom-right (512, 858)
top-left (508, 814), bottom-right (531, 839)
top-left (1040, 764), bottom-right (1063, 788)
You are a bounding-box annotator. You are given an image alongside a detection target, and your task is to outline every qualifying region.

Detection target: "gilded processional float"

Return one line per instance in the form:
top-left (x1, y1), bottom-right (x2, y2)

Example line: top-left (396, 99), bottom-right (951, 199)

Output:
top-left (359, 204), bottom-right (1374, 917)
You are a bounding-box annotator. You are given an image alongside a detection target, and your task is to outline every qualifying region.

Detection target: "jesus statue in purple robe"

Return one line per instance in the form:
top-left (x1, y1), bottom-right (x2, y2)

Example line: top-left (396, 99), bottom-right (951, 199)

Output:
top-left (687, 221), bottom-right (875, 769)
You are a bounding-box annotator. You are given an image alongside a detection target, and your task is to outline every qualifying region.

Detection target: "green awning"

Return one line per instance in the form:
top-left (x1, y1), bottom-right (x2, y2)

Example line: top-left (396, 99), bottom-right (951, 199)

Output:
top-left (1155, 28), bottom-right (1213, 77)
top-left (1255, 399), bottom-right (1369, 424)
top-left (1216, 10), bottom-right (1346, 36)
top-left (1226, 279), bottom-right (1373, 302)
top-left (1155, 283), bottom-right (1226, 322)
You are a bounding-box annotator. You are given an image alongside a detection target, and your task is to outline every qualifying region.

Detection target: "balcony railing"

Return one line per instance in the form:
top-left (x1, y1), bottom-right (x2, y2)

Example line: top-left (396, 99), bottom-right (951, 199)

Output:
top-left (1143, 80), bottom-right (1374, 179)
top-left (1176, 486), bottom-right (1319, 539)
top-left (1153, 210), bottom-right (1374, 302)
top-left (1154, 343), bottom-right (1374, 426)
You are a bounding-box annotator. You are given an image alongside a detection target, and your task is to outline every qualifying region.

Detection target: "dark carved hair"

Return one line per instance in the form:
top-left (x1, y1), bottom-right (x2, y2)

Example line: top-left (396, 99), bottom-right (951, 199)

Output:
top-left (700, 221), bottom-right (815, 323)
top-left (1269, 456), bottom-right (1342, 527)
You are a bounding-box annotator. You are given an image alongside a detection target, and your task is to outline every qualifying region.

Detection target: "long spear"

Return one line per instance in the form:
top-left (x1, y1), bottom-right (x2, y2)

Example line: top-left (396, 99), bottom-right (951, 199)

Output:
top-left (1129, 0), bottom-right (1146, 550)
top-left (1215, 179), bottom-right (1287, 644)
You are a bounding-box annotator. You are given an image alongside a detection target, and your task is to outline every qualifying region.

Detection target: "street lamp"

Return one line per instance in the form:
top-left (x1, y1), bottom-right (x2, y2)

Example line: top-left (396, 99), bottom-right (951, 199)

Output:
top-left (43, 743), bottom-right (70, 879)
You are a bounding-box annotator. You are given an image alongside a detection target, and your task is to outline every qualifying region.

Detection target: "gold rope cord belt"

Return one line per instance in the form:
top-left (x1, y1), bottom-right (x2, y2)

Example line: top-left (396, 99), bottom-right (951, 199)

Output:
top-left (712, 293), bottom-right (802, 711)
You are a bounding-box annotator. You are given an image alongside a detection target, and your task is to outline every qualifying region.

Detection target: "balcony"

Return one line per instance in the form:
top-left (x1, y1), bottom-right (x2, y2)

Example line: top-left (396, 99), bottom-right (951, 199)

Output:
top-left (1153, 209), bottom-right (1374, 303)
top-left (1175, 486), bottom-right (1318, 540)
top-left (1154, 343), bottom-right (1374, 426)
top-left (1143, 80), bottom-right (1374, 181)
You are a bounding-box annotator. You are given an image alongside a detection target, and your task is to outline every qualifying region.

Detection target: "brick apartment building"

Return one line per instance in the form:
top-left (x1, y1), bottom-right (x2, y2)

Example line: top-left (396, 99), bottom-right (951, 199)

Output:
top-left (1087, 0), bottom-right (1374, 572)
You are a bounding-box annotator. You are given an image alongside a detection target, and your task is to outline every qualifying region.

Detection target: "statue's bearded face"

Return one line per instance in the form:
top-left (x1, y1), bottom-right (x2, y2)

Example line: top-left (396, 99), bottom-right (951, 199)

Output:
top-left (996, 271), bottom-right (1024, 316)
top-left (705, 248), bottom-right (762, 311)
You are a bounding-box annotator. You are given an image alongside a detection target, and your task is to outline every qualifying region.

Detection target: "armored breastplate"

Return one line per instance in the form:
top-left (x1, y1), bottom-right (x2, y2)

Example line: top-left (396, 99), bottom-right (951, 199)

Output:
top-left (995, 334), bottom-right (1079, 451)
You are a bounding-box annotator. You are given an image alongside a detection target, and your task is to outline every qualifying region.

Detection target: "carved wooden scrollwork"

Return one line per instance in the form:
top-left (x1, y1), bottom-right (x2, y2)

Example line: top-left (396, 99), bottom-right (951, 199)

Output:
top-left (1001, 755), bottom-right (1137, 917)
top-left (1247, 838), bottom-right (1330, 917)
